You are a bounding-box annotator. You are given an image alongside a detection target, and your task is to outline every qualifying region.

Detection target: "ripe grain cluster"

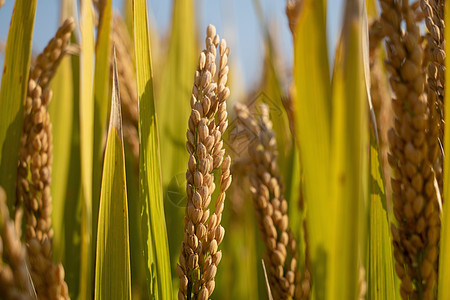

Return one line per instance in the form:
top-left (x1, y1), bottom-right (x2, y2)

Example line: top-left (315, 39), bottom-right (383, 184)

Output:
top-left (235, 103), bottom-right (310, 300)
top-left (15, 18), bottom-right (74, 300)
top-left (379, 0), bottom-right (442, 298)
top-left (177, 24), bottom-right (232, 300)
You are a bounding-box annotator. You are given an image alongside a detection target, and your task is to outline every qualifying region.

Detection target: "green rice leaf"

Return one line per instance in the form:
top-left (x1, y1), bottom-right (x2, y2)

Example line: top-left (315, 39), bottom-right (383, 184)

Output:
top-left (124, 140), bottom-right (147, 298)
top-left (329, 2), bottom-right (367, 297)
top-left (123, 0), bottom-right (133, 40)
top-left (0, 0), bottom-right (37, 210)
top-left (156, 0), bottom-right (197, 275)
top-left (367, 129), bottom-right (398, 300)
top-left (286, 148), bottom-right (306, 271)
top-left (92, 0), bottom-right (112, 263)
top-left (292, 0), bottom-right (331, 297)
top-left (50, 0), bottom-right (80, 267)
top-left (79, 0), bottom-right (95, 297)
top-left (50, 50), bottom-right (75, 262)
top-left (133, 0), bottom-right (173, 297)
top-left (50, 3), bottom-right (82, 296)
top-left (94, 52), bottom-right (131, 300)
top-left (157, 0), bottom-right (196, 190)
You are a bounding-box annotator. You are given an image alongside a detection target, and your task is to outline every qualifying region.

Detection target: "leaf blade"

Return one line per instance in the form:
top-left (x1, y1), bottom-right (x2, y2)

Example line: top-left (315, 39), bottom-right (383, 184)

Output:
top-left (133, 0), bottom-right (173, 298)
top-left (156, 0), bottom-right (197, 277)
top-left (439, 2), bottom-right (450, 299)
top-left (79, 0), bottom-right (95, 297)
top-left (0, 0), bottom-right (37, 209)
top-left (92, 0), bottom-right (112, 267)
top-left (329, 9), bottom-right (367, 298)
top-left (94, 52), bottom-right (131, 300)
top-left (367, 130), bottom-right (398, 300)
top-left (292, 0), bottom-right (331, 297)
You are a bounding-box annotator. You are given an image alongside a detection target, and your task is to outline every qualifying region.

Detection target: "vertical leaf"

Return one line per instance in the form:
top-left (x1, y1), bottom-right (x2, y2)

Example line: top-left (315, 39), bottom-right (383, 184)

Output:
top-left (79, 0), bottom-right (95, 298)
top-left (0, 0), bottom-right (37, 209)
top-left (50, 49), bottom-right (75, 261)
top-left (439, 2), bottom-right (450, 299)
top-left (133, 0), bottom-right (173, 298)
top-left (50, 0), bottom-right (79, 265)
top-left (94, 52), bottom-right (131, 300)
top-left (158, 0), bottom-right (196, 189)
top-left (367, 130), bottom-right (398, 300)
top-left (125, 141), bottom-right (147, 298)
top-left (329, 1), bottom-right (367, 297)
top-left (61, 63), bottom-right (83, 299)
top-left (123, 0), bottom-right (133, 40)
top-left (92, 0), bottom-right (112, 262)
top-left (156, 0), bottom-right (197, 275)
top-left (50, 3), bottom-right (83, 296)
top-left (292, 0), bottom-right (331, 297)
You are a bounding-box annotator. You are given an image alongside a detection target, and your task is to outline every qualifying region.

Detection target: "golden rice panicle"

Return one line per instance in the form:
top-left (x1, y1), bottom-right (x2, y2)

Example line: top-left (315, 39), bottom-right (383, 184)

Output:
top-left (30, 18), bottom-right (75, 88)
top-left (177, 24), bottom-right (231, 300)
top-left (16, 19), bottom-right (74, 300)
top-left (0, 187), bottom-right (33, 300)
top-left (420, 0), bottom-right (445, 195)
top-left (380, 1), bottom-right (440, 298)
top-left (111, 13), bottom-right (139, 163)
top-left (235, 103), bottom-right (309, 300)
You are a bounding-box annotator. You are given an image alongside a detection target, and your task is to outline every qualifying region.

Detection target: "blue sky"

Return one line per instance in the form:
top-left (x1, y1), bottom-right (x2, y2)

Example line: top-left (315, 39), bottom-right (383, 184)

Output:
top-left (0, 0), bottom-right (344, 92)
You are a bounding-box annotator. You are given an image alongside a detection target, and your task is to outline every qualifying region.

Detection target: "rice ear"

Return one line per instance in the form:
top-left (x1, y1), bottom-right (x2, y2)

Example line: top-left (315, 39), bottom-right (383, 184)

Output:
top-left (178, 24), bottom-right (232, 300)
top-left (0, 187), bottom-right (35, 299)
top-left (235, 103), bottom-right (310, 299)
top-left (380, 1), bottom-right (441, 298)
top-left (16, 18), bottom-right (74, 300)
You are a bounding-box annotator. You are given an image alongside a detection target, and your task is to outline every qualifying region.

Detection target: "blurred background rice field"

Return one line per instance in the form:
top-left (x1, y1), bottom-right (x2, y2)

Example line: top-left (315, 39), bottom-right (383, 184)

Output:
top-left (2, 0), bottom-right (449, 299)
top-left (0, 0), bottom-right (344, 89)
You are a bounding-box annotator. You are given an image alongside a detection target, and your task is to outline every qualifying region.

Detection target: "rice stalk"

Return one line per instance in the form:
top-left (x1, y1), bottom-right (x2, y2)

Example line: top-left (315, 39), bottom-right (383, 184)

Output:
top-left (262, 259), bottom-right (274, 300)
top-left (380, 0), bottom-right (440, 298)
top-left (0, 187), bottom-right (34, 300)
top-left (234, 103), bottom-right (310, 300)
top-left (15, 18), bottom-right (74, 300)
top-left (177, 24), bottom-right (232, 300)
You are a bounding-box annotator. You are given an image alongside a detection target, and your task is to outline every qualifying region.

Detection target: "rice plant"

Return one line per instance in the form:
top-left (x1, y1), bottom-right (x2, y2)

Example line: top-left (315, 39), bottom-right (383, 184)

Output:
top-left (0, 0), bottom-right (450, 299)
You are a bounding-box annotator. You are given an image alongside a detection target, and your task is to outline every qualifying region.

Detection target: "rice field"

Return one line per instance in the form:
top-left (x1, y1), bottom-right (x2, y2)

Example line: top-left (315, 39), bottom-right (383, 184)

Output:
top-left (0, 0), bottom-right (449, 299)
